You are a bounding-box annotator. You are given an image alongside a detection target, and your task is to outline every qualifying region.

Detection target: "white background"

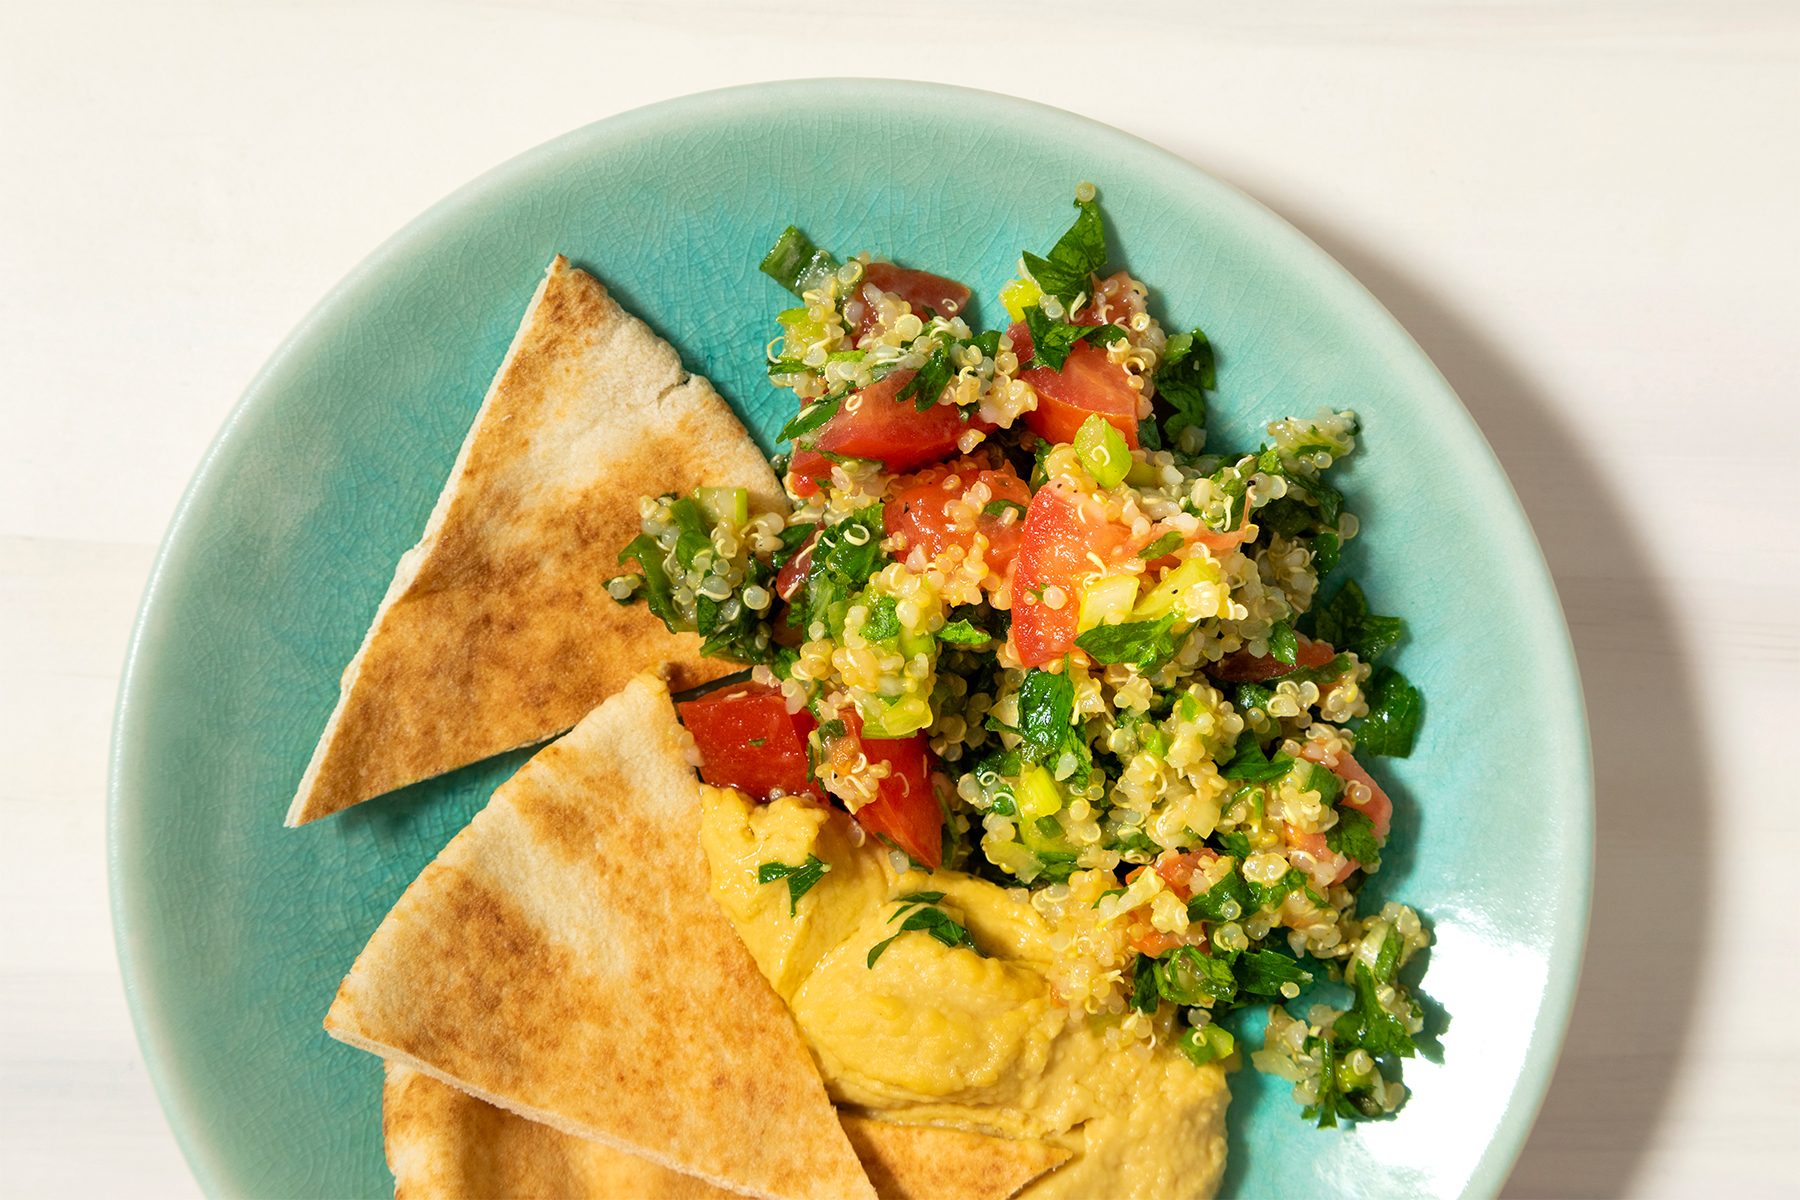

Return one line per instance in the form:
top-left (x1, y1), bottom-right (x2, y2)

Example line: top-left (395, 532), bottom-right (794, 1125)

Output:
top-left (3, 2), bottom-right (1796, 1197)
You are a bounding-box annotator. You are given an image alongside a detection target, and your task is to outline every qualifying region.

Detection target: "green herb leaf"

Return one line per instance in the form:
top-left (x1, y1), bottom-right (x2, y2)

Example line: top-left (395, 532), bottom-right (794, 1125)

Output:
top-left (1138, 531), bottom-right (1184, 560)
top-left (617, 533), bottom-right (678, 627)
top-left (1014, 668), bottom-right (1089, 776)
top-left (1187, 868), bottom-right (1251, 923)
top-left (1220, 740), bottom-right (1294, 783)
top-left (757, 855), bottom-right (832, 916)
top-left (1074, 615), bottom-right (1184, 673)
top-left (1248, 867), bottom-right (1309, 912)
top-left (1215, 830), bottom-right (1253, 860)
top-left (1022, 307), bottom-right (1129, 371)
top-left (1354, 666), bottom-right (1424, 757)
top-left (1155, 946), bottom-right (1237, 1006)
top-left (1303, 762), bottom-right (1345, 807)
top-left (1022, 196), bottom-right (1107, 307)
top-left (1333, 961), bottom-right (1419, 1059)
top-left (778, 395), bottom-right (842, 442)
top-left (895, 336), bottom-right (957, 412)
top-left (861, 594), bottom-right (901, 641)
top-left (1312, 529), bottom-right (1342, 575)
top-left (760, 226), bottom-right (837, 296)
top-left (1235, 949), bottom-right (1313, 996)
top-left (1326, 808), bottom-right (1382, 865)
top-left (799, 506), bottom-right (887, 633)
top-left (1312, 580), bottom-right (1405, 662)
top-left (1177, 1023), bottom-right (1237, 1066)
top-left (1158, 327), bottom-right (1215, 448)
top-left (1269, 621), bottom-right (1299, 666)
top-left (937, 619), bottom-right (990, 647)
top-left (1130, 954), bottom-right (1160, 1013)
top-left (1093, 887), bottom-right (1128, 908)
top-left (867, 898), bottom-right (974, 967)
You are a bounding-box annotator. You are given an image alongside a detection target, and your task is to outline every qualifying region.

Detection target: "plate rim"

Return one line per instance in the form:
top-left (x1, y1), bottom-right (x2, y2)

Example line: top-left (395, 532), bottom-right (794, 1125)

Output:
top-left (107, 77), bottom-right (1594, 1199)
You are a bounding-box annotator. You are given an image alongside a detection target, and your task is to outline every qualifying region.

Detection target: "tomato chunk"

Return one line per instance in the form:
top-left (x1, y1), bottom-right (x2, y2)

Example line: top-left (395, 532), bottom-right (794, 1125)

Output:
top-left (1301, 744), bottom-right (1393, 841)
top-left (884, 458), bottom-right (1031, 583)
top-left (1152, 849), bottom-right (1219, 902)
top-left (677, 683), bottom-right (819, 800)
top-left (845, 262), bottom-right (972, 342)
top-left (1011, 483), bottom-right (1135, 667)
top-left (809, 369), bottom-right (991, 474)
top-left (773, 530), bottom-right (817, 601)
top-left (839, 711), bottom-right (943, 868)
top-left (1210, 634), bottom-right (1337, 683)
top-left (1010, 321), bottom-right (1139, 449)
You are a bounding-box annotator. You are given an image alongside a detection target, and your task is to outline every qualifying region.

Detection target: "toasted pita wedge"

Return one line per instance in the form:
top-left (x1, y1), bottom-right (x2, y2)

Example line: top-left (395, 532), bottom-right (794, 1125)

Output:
top-left (326, 676), bottom-right (873, 1200)
top-left (287, 256), bottom-right (778, 825)
top-left (383, 1063), bottom-right (1069, 1200)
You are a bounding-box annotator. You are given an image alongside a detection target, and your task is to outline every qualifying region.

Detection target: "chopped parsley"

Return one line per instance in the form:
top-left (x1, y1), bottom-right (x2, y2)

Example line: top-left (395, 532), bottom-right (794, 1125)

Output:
top-left (1327, 808), bottom-right (1382, 865)
top-left (1013, 668), bottom-right (1090, 779)
top-left (1312, 580), bottom-right (1404, 662)
top-left (861, 594), bottom-right (901, 641)
top-left (1157, 327), bottom-right (1215, 450)
top-left (937, 619), bottom-right (990, 647)
top-left (1137, 531), bottom-right (1184, 560)
top-left (1021, 305), bottom-right (1127, 371)
top-left (778, 394), bottom-right (842, 442)
top-left (757, 855), bottom-right (832, 916)
top-left (867, 894), bottom-right (975, 966)
top-left (1220, 740), bottom-right (1294, 782)
top-left (1354, 666), bottom-right (1424, 757)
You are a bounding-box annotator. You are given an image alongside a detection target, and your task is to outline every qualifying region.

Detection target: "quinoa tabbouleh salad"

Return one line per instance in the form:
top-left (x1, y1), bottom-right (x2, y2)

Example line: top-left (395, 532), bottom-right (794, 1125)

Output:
top-left (609, 188), bottom-right (1437, 1132)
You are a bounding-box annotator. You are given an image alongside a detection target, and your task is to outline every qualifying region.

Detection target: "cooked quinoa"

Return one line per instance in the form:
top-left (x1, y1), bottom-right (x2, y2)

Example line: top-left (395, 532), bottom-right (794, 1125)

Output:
top-left (613, 188), bottom-right (1436, 1128)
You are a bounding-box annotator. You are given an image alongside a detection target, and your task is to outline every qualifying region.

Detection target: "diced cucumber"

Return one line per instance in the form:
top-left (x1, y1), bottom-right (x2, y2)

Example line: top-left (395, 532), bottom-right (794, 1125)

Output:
top-left (1134, 557), bottom-right (1221, 621)
top-left (1016, 764), bottom-right (1064, 822)
top-left (1077, 573), bottom-right (1141, 633)
top-left (695, 486), bottom-right (748, 527)
top-left (1074, 414), bottom-right (1130, 488)
top-left (1178, 1024), bottom-right (1236, 1066)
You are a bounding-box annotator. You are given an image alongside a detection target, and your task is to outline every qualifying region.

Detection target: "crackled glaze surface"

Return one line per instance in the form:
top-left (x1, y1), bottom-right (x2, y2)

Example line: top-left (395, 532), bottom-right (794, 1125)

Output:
top-left (109, 81), bottom-right (1591, 1200)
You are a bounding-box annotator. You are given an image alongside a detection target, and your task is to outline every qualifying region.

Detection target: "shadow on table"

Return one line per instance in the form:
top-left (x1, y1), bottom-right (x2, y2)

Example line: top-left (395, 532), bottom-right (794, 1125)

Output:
top-left (1226, 187), bottom-right (1713, 1198)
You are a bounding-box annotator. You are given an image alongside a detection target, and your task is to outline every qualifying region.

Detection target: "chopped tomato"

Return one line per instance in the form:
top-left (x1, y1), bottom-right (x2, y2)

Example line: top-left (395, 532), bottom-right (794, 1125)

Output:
top-left (1151, 849), bottom-right (1219, 902)
top-left (1010, 320), bottom-right (1139, 449)
top-left (1301, 744), bottom-right (1393, 841)
top-left (845, 262), bottom-right (972, 342)
top-left (773, 530), bottom-right (817, 601)
top-left (838, 711), bottom-right (943, 868)
top-left (1011, 483), bottom-right (1136, 667)
top-left (884, 458), bottom-right (1031, 582)
top-left (1128, 925), bottom-right (1186, 958)
top-left (808, 369), bottom-right (991, 474)
top-left (677, 683), bottom-right (819, 801)
top-left (1210, 634), bottom-right (1337, 683)
top-left (1283, 826), bottom-right (1357, 886)
top-left (786, 449), bottom-right (833, 497)
top-left (1072, 271), bottom-right (1145, 327)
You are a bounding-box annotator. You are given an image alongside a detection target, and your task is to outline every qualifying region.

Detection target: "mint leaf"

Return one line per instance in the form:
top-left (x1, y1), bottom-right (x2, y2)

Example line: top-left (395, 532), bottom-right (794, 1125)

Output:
top-left (1313, 580), bottom-right (1405, 662)
top-left (1074, 615), bottom-right (1184, 672)
top-left (1022, 196), bottom-right (1107, 307)
top-left (1354, 666), bottom-right (1424, 757)
top-left (1015, 668), bottom-right (1087, 773)
top-left (1158, 327), bottom-right (1214, 447)
top-left (1269, 620), bottom-right (1299, 666)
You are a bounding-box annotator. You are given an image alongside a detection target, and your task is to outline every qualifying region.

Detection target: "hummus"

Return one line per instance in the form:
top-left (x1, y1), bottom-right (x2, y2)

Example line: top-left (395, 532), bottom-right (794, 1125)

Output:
top-left (700, 788), bottom-right (1230, 1200)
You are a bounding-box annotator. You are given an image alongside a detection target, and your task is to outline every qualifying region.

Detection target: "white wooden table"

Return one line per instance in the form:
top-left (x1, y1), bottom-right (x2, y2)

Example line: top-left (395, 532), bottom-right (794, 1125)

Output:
top-left (3, 3), bottom-right (1795, 1196)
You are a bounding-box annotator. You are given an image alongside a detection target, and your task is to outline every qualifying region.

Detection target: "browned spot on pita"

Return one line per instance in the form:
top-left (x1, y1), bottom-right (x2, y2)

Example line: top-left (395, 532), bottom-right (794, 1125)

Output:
top-left (328, 678), bottom-right (874, 1200)
top-left (287, 257), bottom-right (777, 825)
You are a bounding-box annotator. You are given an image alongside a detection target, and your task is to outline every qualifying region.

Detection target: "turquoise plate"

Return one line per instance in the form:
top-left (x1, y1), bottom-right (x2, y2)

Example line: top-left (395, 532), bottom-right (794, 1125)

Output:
top-left (110, 80), bottom-right (1591, 1199)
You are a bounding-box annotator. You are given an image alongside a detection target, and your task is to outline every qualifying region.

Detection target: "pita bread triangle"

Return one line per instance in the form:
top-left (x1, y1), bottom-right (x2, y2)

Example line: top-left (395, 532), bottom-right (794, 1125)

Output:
top-left (287, 255), bottom-right (779, 825)
top-left (382, 1062), bottom-right (1071, 1200)
top-left (325, 675), bottom-right (874, 1200)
